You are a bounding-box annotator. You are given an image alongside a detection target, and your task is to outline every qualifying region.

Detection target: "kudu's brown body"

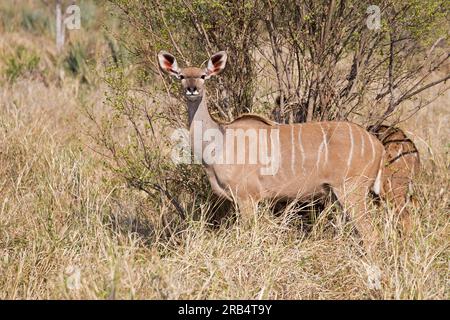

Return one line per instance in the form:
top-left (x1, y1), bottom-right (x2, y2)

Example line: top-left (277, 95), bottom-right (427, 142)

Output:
top-left (216, 119), bottom-right (385, 202)
top-left (158, 50), bottom-right (386, 252)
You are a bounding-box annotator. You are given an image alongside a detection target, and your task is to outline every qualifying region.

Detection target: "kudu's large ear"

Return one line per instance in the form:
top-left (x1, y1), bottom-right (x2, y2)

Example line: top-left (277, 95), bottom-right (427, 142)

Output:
top-left (158, 51), bottom-right (181, 78)
top-left (205, 51), bottom-right (227, 79)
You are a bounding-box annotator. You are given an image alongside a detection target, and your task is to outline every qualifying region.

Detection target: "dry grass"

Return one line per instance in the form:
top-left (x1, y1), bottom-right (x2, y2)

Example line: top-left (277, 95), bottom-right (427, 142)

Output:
top-left (0, 78), bottom-right (448, 299)
top-left (0, 2), bottom-right (448, 300)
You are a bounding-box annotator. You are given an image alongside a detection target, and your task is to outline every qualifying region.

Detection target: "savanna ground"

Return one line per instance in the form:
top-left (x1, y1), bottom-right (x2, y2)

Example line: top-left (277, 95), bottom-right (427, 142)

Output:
top-left (0, 1), bottom-right (448, 299)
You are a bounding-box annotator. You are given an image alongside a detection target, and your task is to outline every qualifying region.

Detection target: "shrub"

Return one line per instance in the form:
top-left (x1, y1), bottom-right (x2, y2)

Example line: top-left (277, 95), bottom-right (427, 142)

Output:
top-left (21, 8), bottom-right (51, 35)
top-left (90, 0), bottom-right (449, 224)
top-left (64, 43), bottom-right (88, 76)
top-left (3, 45), bottom-right (40, 83)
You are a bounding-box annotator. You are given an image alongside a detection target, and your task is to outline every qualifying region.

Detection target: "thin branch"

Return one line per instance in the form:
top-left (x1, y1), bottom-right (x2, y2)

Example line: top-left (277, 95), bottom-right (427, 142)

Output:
top-left (395, 73), bottom-right (450, 105)
top-left (154, 0), bottom-right (189, 64)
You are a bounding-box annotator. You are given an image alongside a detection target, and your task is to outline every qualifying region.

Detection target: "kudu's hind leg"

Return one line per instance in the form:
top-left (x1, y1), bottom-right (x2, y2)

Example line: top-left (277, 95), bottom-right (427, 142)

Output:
top-left (236, 198), bottom-right (259, 226)
top-left (333, 181), bottom-right (383, 290)
top-left (384, 177), bottom-right (412, 234)
top-left (332, 182), bottom-right (379, 257)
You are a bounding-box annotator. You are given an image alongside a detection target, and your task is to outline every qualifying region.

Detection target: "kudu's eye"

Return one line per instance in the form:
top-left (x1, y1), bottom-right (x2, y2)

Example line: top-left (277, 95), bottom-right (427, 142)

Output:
top-left (201, 75), bottom-right (206, 80)
top-left (179, 75), bottom-right (185, 80)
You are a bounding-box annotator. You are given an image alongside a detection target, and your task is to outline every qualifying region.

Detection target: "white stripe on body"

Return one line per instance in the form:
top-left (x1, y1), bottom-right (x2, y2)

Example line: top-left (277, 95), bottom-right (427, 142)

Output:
top-left (347, 123), bottom-right (354, 169)
top-left (320, 124), bottom-right (328, 168)
top-left (290, 125), bottom-right (295, 173)
top-left (365, 130), bottom-right (376, 166)
top-left (298, 127), bottom-right (306, 174)
top-left (360, 128), bottom-right (365, 156)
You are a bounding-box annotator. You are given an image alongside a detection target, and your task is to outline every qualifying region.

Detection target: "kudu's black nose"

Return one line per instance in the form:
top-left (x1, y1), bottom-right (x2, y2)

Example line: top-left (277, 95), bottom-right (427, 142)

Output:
top-left (186, 86), bottom-right (199, 96)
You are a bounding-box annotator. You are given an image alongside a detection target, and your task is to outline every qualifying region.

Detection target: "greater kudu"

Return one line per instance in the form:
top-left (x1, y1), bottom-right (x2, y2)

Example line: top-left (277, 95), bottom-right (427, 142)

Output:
top-left (158, 50), bottom-right (386, 253)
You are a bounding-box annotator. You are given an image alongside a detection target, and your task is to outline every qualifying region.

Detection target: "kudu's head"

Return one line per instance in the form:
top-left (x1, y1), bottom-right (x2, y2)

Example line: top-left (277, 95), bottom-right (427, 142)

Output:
top-left (157, 51), bottom-right (227, 101)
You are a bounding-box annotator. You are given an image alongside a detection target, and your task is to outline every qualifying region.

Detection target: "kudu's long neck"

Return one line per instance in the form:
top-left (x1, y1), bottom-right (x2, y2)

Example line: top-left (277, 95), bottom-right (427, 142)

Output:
top-left (187, 91), bottom-right (220, 133)
top-left (187, 92), bottom-right (221, 164)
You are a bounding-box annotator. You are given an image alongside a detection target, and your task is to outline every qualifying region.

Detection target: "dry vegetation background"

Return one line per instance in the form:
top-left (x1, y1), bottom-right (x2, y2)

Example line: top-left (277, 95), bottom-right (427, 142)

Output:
top-left (0, 0), bottom-right (449, 299)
